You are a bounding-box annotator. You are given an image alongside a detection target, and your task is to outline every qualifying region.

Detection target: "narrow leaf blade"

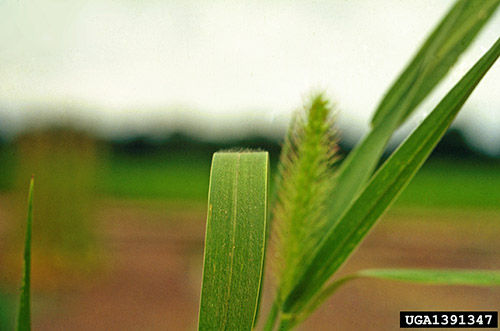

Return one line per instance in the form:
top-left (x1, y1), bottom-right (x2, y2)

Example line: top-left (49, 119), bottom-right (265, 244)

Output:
top-left (296, 268), bottom-right (500, 325)
top-left (371, 0), bottom-right (500, 128)
top-left (17, 177), bottom-right (34, 331)
top-left (283, 38), bottom-right (500, 314)
top-left (325, 0), bottom-right (499, 231)
top-left (357, 268), bottom-right (500, 286)
top-left (198, 151), bottom-right (268, 330)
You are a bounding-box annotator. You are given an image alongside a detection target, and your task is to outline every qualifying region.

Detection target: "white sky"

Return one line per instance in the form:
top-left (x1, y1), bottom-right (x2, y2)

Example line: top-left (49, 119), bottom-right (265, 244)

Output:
top-left (0, 0), bottom-right (499, 152)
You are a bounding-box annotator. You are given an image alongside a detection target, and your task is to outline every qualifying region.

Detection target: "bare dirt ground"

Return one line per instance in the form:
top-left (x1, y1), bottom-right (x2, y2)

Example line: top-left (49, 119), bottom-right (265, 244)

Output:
top-left (2, 197), bottom-right (500, 331)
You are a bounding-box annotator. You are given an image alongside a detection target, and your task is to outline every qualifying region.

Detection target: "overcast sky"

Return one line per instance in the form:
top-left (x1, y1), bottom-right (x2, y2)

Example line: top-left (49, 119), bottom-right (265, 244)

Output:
top-left (1, 0), bottom-right (499, 153)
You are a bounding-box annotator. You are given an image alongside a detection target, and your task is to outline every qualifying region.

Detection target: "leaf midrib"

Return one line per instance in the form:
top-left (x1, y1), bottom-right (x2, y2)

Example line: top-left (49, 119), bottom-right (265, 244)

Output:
top-left (222, 153), bottom-right (241, 330)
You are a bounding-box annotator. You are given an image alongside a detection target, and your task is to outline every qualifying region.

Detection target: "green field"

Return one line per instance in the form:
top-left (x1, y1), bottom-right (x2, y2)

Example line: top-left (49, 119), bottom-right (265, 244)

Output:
top-left (98, 154), bottom-right (212, 201)
top-left (99, 155), bottom-right (500, 209)
top-left (1, 148), bottom-right (499, 209)
top-left (395, 159), bottom-right (500, 209)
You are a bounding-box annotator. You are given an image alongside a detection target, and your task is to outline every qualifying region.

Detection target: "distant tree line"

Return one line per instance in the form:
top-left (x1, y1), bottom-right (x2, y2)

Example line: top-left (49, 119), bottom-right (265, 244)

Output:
top-left (108, 128), bottom-right (496, 162)
top-left (0, 127), bottom-right (497, 166)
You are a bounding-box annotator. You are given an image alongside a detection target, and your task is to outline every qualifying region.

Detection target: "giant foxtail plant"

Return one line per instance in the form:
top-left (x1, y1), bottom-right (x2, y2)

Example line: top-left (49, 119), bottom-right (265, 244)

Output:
top-left (198, 0), bottom-right (500, 330)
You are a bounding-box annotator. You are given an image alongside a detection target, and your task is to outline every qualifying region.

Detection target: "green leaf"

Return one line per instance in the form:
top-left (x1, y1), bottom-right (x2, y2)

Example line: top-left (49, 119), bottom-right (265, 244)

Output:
top-left (356, 268), bottom-right (500, 286)
top-left (371, 0), bottom-right (500, 128)
top-left (294, 268), bottom-right (500, 326)
top-left (282, 37), bottom-right (500, 317)
top-left (17, 176), bottom-right (34, 331)
top-left (198, 151), bottom-right (269, 331)
top-left (324, 0), bottom-right (500, 232)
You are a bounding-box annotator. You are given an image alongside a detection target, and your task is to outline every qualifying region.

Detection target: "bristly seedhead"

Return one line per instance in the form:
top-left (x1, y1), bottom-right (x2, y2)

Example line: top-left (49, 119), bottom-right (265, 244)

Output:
top-left (271, 93), bottom-right (339, 304)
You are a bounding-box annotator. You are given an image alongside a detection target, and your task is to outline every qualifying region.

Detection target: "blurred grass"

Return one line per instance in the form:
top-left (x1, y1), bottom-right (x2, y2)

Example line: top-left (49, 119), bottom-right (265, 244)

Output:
top-left (0, 290), bottom-right (14, 331)
top-left (14, 129), bottom-right (97, 253)
top-left (0, 143), bottom-right (15, 190)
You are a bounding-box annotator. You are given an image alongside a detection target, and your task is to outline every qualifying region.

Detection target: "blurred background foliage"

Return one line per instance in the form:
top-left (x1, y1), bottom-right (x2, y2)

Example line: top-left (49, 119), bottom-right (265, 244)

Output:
top-left (1, 126), bottom-right (497, 207)
top-left (1, 128), bottom-right (101, 290)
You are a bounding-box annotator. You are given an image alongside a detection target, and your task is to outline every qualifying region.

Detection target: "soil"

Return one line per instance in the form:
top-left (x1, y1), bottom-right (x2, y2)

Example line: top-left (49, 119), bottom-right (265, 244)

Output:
top-left (2, 197), bottom-right (500, 331)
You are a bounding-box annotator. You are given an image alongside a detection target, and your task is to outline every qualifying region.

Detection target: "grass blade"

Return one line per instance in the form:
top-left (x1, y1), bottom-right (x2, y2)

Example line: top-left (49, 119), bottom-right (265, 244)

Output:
top-left (281, 37), bottom-right (500, 317)
top-left (17, 176), bottom-right (34, 331)
top-left (294, 268), bottom-right (500, 325)
top-left (198, 151), bottom-right (269, 330)
top-left (324, 0), bottom-right (499, 231)
top-left (371, 0), bottom-right (500, 128)
top-left (356, 268), bottom-right (500, 286)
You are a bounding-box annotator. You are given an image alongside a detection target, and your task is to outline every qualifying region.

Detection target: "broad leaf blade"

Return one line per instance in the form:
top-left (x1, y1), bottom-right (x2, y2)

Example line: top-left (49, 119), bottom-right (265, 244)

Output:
top-left (282, 38), bottom-right (500, 315)
top-left (325, 0), bottom-right (499, 231)
top-left (198, 151), bottom-right (268, 331)
top-left (17, 177), bottom-right (34, 331)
